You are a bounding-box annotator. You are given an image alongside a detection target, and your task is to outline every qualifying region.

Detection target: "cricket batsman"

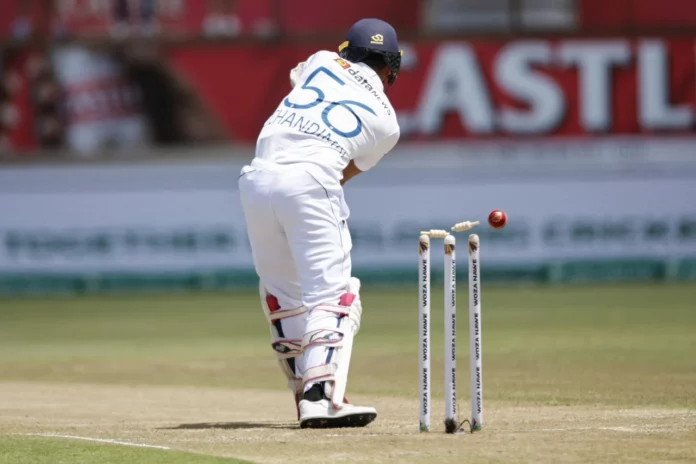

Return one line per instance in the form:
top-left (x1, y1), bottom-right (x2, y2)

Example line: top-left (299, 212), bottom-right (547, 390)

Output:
top-left (238, 19), bottom-right (402, 428)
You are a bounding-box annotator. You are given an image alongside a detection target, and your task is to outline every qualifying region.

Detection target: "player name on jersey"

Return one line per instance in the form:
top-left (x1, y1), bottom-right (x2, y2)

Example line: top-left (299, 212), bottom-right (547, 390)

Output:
top-left (262, 108), bottom-right (349, 157)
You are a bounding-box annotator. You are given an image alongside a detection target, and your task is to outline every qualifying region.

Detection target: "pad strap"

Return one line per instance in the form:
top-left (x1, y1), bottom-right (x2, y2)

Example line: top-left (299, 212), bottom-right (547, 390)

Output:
top-left (263, 294), bottom-right (306, 322)
top-left (272, 339), bottom-right (302, 359)
top-left (303, 363), bottom-right (336, 384)
top-left (302, 327), bottom-right (346, 350)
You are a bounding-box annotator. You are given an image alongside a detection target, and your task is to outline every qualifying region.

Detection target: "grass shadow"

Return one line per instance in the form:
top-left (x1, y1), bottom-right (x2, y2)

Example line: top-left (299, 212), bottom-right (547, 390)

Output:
top-left (160, 421), bottom-right (298, 430)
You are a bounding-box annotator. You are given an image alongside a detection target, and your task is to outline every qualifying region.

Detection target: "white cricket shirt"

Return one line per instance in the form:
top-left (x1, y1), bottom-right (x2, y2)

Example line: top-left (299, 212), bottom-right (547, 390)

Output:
top-left (254, 51), bottom-right (400, 186)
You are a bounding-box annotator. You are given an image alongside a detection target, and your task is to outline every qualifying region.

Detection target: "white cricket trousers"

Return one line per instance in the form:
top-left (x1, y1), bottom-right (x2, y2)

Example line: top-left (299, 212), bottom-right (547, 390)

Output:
top-left (239, 161), bottom-right (353, 389)
top-left (238, 161), bottom-right (352, 309)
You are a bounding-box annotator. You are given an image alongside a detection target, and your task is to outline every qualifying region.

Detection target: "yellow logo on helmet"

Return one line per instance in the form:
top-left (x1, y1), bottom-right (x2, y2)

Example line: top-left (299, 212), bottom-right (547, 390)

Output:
top-left (370, 34), bottom-right (384, 45)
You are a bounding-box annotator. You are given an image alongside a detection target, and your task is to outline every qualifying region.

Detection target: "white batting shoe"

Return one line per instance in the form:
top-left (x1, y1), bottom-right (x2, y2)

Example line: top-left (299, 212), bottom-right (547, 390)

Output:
top-left (299, 384), bottom-right (377, 429)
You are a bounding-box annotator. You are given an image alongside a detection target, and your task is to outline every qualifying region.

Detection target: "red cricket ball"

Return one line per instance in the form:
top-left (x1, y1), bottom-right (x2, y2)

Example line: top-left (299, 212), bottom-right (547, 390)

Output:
top-left (488, 210), bottom-right (507, 229)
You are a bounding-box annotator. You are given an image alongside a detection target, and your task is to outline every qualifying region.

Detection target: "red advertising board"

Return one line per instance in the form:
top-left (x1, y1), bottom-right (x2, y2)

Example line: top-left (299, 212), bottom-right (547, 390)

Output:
top-left (4, 37), bottom-right (695, 154)
top-left (581, 0), bottom-right (696, 29)
top-left (0, 0), bottom-right (419, 39)
top-left (167, 38), bottom-right (696, 142)
top-left (0, 0), bottom-right (258, 38)
top-left (4, 0), bottom-right (696, 39)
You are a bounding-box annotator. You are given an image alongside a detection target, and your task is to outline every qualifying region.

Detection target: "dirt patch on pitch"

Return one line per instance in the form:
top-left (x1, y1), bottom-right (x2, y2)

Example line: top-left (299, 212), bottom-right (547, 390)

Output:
top-left (1, 382), bottom-right (694, 463)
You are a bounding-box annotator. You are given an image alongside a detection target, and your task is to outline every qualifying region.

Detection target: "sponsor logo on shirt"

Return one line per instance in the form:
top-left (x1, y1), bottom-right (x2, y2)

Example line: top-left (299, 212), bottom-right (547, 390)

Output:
top-left (334, 58), bottom-right (351, 69)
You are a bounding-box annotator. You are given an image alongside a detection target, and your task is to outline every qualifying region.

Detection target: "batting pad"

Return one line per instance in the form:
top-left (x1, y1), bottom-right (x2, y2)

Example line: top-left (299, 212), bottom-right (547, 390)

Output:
top-left (259, 282), bottom-right (307, 395)
top-left (302, 277), bottom-right (362, 409)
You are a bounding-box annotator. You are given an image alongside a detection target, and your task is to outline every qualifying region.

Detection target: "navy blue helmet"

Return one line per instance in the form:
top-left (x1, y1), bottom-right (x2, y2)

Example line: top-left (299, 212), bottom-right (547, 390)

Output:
top-left (338, 18), bottom-right (403, 90)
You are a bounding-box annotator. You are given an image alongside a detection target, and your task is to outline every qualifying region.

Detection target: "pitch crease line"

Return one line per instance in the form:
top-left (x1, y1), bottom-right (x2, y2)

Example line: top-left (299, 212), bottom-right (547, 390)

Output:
top-left (25, 433), bottom-right (171, 450)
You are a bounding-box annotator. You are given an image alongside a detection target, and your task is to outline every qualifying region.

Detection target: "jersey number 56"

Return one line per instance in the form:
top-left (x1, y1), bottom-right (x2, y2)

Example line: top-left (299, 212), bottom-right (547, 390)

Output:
top-left (284, 66), bottom-right (376, 139)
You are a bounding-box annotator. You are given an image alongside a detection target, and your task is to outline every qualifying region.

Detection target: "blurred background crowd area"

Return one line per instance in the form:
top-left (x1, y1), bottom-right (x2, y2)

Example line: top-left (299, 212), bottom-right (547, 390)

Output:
top-left (0, 0), bottom-right (694, 159)
top-left (1, 1), bottom-right (695, 295)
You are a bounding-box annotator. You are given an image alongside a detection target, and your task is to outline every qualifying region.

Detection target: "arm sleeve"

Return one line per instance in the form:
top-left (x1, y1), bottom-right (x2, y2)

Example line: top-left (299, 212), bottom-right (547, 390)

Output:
top-left (289, 62), bottom-right (306, 88)
top-left (289, 51), bottom-right (335, 88)
top-left (353, 127), bottom-right (401, 172)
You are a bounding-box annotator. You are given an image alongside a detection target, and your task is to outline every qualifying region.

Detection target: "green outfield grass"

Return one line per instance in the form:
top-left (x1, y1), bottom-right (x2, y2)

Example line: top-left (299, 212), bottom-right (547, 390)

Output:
top-left (1, 283), bottom-right (694, 407)
top-left (0, 436), bottom-right (251, 464)
top-left (1, 283), bottom-right (695, 463)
